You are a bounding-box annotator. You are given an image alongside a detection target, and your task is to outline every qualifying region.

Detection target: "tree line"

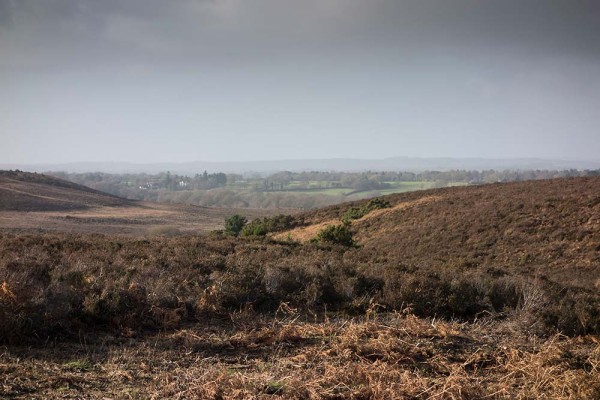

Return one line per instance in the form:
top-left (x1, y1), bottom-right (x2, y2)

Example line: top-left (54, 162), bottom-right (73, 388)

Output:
top-left (48, 168), bottom-right (599, 209)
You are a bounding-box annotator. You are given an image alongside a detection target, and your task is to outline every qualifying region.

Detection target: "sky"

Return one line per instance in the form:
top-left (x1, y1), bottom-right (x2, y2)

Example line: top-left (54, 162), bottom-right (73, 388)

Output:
top-left (1, 0), bottom-right (600, 164)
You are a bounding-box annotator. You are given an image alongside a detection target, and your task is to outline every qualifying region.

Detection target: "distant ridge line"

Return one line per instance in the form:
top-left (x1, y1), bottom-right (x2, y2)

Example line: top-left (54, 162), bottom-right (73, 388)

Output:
top-left (1, 157), bottom-right (599, 175)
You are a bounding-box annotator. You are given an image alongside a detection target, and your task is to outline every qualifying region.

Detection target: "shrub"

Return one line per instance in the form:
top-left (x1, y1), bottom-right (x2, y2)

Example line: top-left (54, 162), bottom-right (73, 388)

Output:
top-left (241, 220), bottom-right (268, 237)
top-left (341, 207), bottom-right (364, 223)
top-left (241, 214), bottom-right (298, 237)
top-left (315, 224), bottom-right (355, 247)
top-left (539, 290), bottom-right (600, 336)
top-left (364, 197), bottom-right (392, 212)
top-left (341, 197), bottom-right (391, 223)
top-left (263, 214), bottom-right (298, 232)
top-left (224, 215), bottom-right (247, 236)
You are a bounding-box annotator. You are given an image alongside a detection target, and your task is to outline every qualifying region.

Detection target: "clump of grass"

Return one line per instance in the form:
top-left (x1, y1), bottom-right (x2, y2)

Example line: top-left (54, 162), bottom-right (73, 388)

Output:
top-left (62, 359), bottom-right (94, 372)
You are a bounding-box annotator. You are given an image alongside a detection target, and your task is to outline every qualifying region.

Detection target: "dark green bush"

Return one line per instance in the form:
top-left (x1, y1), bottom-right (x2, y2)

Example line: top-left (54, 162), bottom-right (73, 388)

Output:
top-left (341, 207), bottom-right (365, 223)
top-left (224, 214), bottom-right (247, 236)
top-left (241, 220), bottom-right (268, 237)
top-left (241, 214), bottom-right (298, 237)
top-left (341, 198), bottom-right (391, 223)
top-left (364, 197), bottom-right (392, 212)
top-left (315, 224), bottom-right (355, 247)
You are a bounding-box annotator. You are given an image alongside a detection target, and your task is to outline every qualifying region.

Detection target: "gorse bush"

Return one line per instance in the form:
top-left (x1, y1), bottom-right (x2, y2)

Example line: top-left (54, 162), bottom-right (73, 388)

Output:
top-left (241, 214), bottom-right (298, 237)
top-left (240, 220), bottom-right (268, 237)
top-left (341, 197), bottom-right (391, 223)
top-left (341, 207), bottom-right (365, 223)
top-left (224, 214), bottom-right (247, 236)
top-left (364, 197), bottom-right (392, 212)
top-left (314, 224), bottom-right (355, 247)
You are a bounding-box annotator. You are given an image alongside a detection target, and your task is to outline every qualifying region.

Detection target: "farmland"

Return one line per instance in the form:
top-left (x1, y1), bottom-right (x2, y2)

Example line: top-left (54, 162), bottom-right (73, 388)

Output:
top-left (48, 168), bottom-right (594, 210)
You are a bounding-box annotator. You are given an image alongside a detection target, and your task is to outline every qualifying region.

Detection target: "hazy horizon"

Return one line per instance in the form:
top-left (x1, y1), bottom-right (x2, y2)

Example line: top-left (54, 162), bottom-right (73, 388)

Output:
top-left (2, 1), bottom-right (600, 164)
top-left (3, 155), bottom-right (599, 176)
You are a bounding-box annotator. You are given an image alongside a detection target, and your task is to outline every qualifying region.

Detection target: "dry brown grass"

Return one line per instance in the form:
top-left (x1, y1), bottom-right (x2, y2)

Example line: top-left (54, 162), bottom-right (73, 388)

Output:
top-left (271, 219), bottom-right (339, 243)
top-left (2, 313), bottom-right (598, 399)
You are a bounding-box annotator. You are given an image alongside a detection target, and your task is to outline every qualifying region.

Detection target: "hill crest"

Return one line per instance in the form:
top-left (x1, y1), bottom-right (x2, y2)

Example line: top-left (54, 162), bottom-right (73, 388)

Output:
top-left (0, 170), bottom-right (131, 211)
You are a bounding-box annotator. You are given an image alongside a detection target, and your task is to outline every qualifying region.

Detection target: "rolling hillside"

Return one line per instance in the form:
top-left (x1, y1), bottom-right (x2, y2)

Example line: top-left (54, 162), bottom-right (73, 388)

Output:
top-left (0, 170), bottom-right (131, 211)
top-left (277, 176), bottom-right (600, 290)
top-left (1, 176), bottom-right (599, 398)
top-left (0, 170), bottom-right (280, 235)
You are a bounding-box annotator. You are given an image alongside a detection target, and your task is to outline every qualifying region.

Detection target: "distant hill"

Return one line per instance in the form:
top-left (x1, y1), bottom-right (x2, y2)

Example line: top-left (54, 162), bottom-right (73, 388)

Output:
top-left (0, 170), bottom-right (282, 235)
top-left (0, 170), bottom-right (132, 211)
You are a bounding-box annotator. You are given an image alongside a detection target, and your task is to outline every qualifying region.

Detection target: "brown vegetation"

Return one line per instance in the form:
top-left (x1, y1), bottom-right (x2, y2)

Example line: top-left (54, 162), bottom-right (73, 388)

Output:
top-left (0, 170), bottom-right (131, 211)
top-left (0, 171), bottom-right (281, 236)
top-left (0, 176), bottom-right (598, 398)
top-left (2, 313), bottom-right (599, 399)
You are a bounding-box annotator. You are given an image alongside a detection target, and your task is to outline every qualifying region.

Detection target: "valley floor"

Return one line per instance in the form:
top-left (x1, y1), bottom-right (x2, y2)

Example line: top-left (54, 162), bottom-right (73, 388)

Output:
top-left (0, 202), bottom-right (282, 236)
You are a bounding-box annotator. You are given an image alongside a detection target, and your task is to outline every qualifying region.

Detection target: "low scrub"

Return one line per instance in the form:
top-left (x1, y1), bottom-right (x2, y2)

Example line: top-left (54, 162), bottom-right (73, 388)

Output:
top-left (0, 231), bottom-right (599, 344)
top-left (341, 197), bottom-right (391, 224)
top-left (241, 214), bottom-right (299, 237)
top-left (146, 225), bottom-right (182, 237)
top-left (313, 224), bottom-right (355, 247)
top-left (224, 214), bottom-right (247, 236)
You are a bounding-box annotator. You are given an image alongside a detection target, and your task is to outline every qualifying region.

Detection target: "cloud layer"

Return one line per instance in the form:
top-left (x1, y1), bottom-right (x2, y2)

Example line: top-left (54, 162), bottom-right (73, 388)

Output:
top-left (1, 0), bottom-right (599, 163)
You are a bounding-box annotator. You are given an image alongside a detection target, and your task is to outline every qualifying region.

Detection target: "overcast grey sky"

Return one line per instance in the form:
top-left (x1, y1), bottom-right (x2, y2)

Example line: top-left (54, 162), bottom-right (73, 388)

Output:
top-left (1, 0), bottom-right (599, 164)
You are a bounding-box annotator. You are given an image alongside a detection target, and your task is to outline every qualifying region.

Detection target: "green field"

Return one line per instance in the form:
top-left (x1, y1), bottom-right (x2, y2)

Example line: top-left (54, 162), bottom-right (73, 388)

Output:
top-left (279, 181), bottom-right (461, 197)
top-left (285, 187), bottom-right (353, 196)
top-left (221, 180), bottom-right (471, 204)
